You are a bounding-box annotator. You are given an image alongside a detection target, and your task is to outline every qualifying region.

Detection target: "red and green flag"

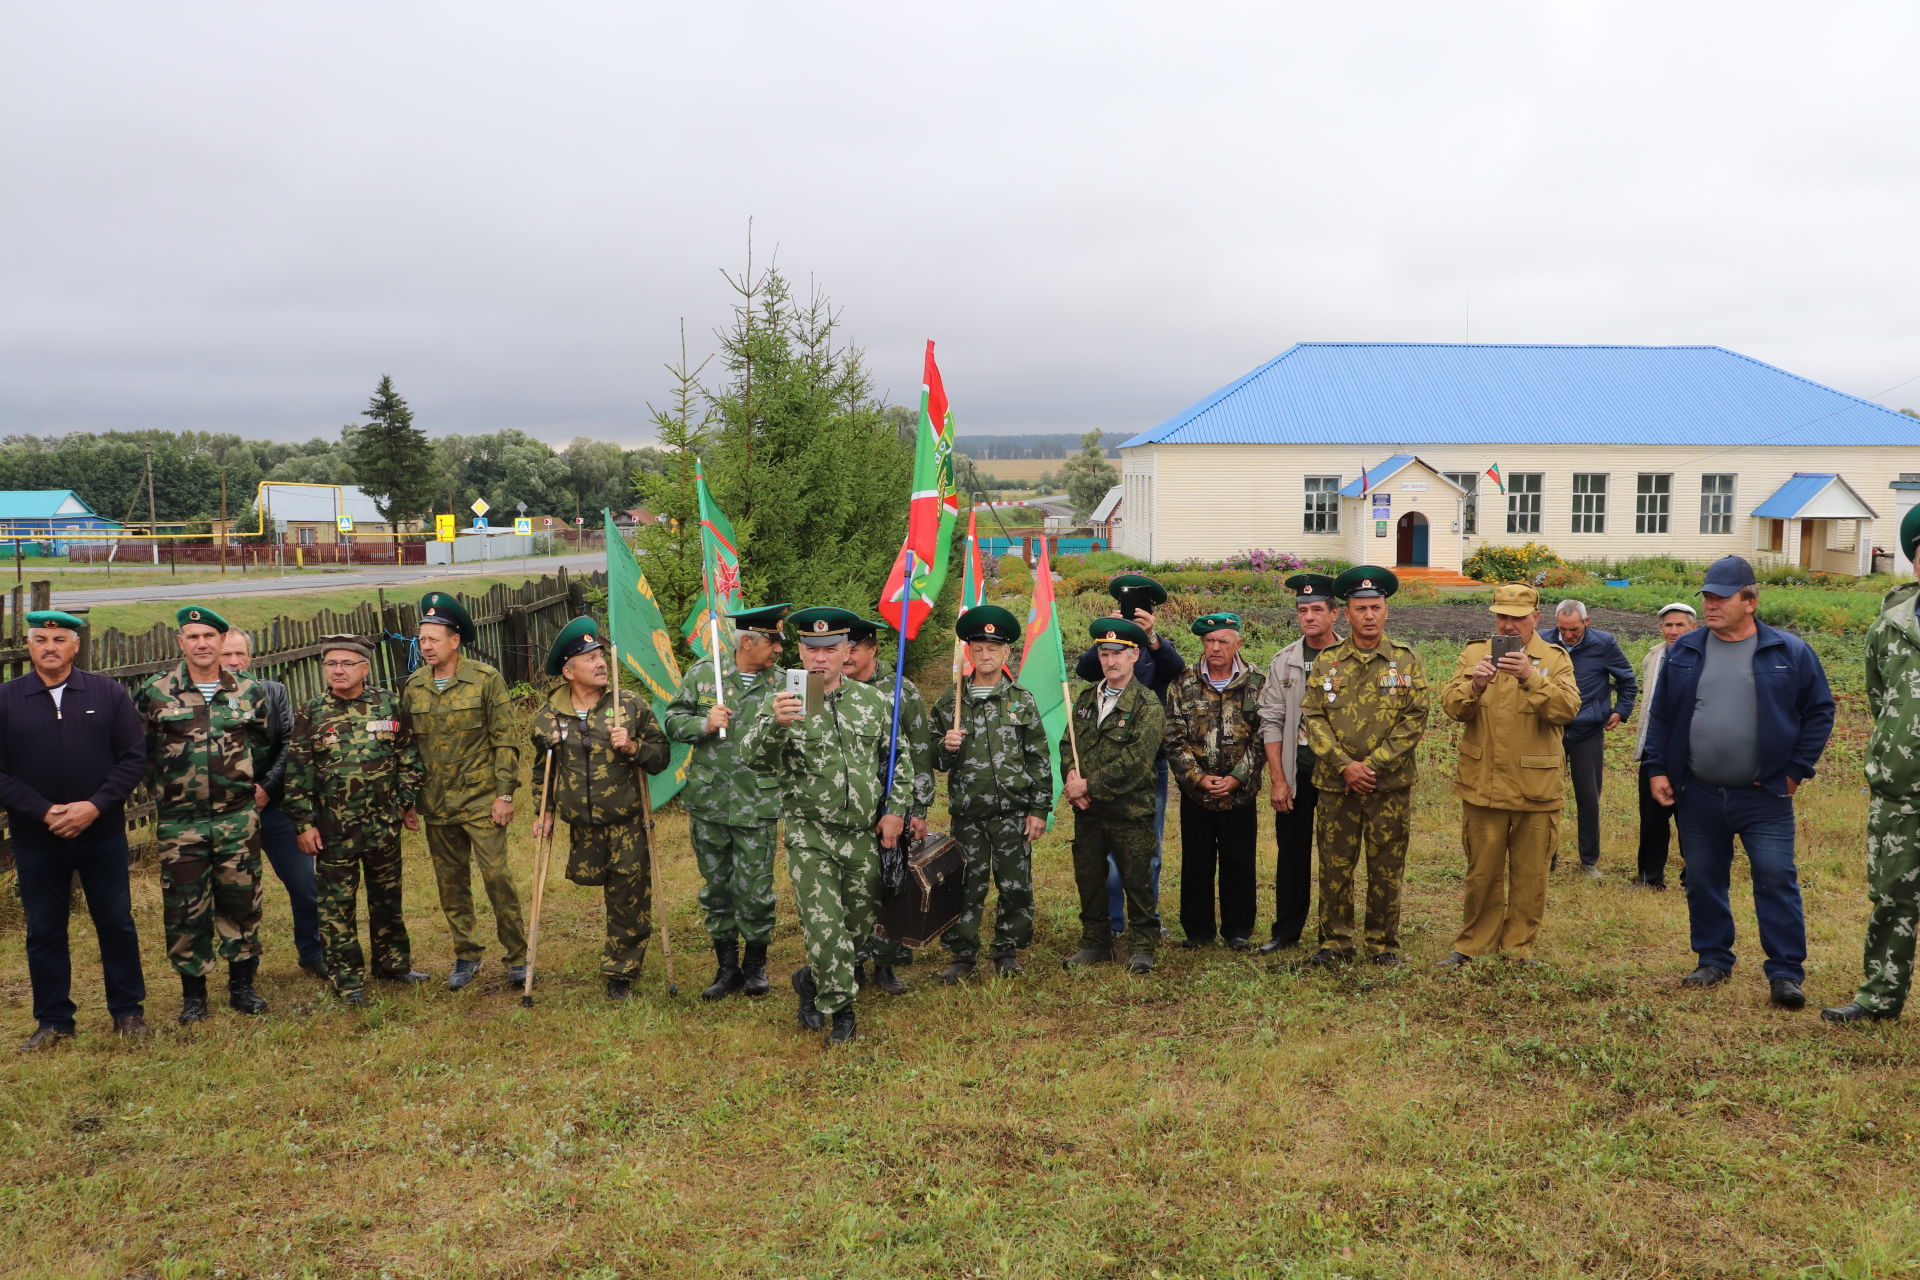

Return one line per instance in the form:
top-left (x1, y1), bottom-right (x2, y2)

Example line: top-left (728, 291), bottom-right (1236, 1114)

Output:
top-left (877, 340), bottom-right (960, 638)
top-left (696, 457), bottom-right (743, 620)
top-left (1015, 540), bottom-right (1070, 816)
top-left (1484, 462), bottom-right (1505, 494)
top-left (960, 507), bottom-right (985, 611)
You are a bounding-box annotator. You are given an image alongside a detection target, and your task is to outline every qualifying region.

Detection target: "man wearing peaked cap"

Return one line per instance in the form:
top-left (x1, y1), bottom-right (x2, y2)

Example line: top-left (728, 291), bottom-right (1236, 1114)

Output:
top-left (1166, 611), bottom-right (1265, 950)
top-left (1632, 601), bottom-right (1698, 891)
top-left (404, 590), bottom-right (526, 992)
top-left (1299, 565), bottom-right (1429, 968)
top-left (1254, 572), bottom-right (1345, 954)
top-left (844, 612), bottom-right (931, 994)
top-left (4, 609), bottom-right (151, 1047)
top-left (663, 602), bottom-right (790, 1001)
top-left (932, 605), bottom-right (1052, 980)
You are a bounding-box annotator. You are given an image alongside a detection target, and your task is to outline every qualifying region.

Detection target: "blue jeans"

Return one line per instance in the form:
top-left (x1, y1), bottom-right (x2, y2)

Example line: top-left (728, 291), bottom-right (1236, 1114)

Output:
top-left (259, 805), bottom-right (324, 964)
top-left (1108, 756), bottom-right (1169, 932)
top-left (14, 824), bottom-right (145, 1029)
top-left (1675, 782), bottom-right (1805, 982)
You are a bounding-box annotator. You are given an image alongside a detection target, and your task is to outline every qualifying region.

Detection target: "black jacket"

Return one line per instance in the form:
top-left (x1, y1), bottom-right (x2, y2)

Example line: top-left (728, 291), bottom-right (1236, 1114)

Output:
top-left (0, 667), bottom-right (148, 837)
top-left (257, 678), bottom-right (294, 805)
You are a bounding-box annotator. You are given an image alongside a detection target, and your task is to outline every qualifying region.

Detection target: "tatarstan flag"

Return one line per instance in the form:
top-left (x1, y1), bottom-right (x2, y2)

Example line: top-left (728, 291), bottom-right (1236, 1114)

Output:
top-left (1484, 462), bottom-right (1505, 494)
top-left (961, 507), bottom-right (985, 611)
top-left (1015, 540), bottom-right (1069, 816)
top-left (877, 341), bottom-right (959, 639)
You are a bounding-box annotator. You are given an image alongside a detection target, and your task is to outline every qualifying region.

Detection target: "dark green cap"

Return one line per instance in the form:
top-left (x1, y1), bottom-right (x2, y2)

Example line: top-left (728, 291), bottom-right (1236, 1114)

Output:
top-left (1284, 572), bottom-right (1338, 604)
top-left (789, 606), bottom-right (862, 647)
top-left (26, 610), bottom-right (86, 632)
top-left (546, 616), bottom-right (603, 676)
top-left (1903, 506), bottom-right (1920, 562)
top-left (727, 603), bottom-right (790, 637)
top-left (957, 605), bottom-right (1020, 644)
top-left (1334, 566), bottom-right (1398, 600)
top-left (175, 605), bottom-right (230, 633)
top-left (1089, 617), bottom-right (1150, 650)
top-left (318, 633), bottom-right (373, 662)
top-left (1108, 573), bottom-right (1167, 610)
top-left (845, 615), bottom-right (887, 646)
top-left (1191, 612), bottom-right (1242, 636)
top-left (418, 592), bottom-right (475, 645)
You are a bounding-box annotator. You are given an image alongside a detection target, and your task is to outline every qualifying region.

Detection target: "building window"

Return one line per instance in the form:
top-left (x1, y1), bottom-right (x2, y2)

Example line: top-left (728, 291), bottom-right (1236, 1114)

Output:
top-left (1635, 474), bottom-right (1671, 534)
top-left (1304, 476), bottom-right (1340, 534)
top-left (1700, 474), bottom-right (1735, 535)
top-left (1505, 473), bottom-right (1543, 535)
top-left (1443, 472), bottom-right (1479, 535)
top-left (1571, 473), bottom-right (1607, 534)
top-left (297, 526), bottom-right (317, 546)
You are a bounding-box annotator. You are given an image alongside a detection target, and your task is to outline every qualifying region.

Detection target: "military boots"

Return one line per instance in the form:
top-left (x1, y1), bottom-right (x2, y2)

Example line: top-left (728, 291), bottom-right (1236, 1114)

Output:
top-left (740, 942), bottom-right (770, 997)
top-left (228, 959), bottom-right (269, 1015)
top-left (702, 940), bottom-right (744, 1000)
top-left (178, 975), bottom-right (209, 1024)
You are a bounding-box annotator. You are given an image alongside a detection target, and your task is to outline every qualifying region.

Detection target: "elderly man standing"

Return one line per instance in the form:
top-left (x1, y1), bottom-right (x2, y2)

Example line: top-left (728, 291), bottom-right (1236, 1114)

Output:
top-left (1436, 584), bottom-right (1581, 967)
top-left (1166, 611), bottom-right (1265, 950)
top-left (1300, 568), bottom-right (1429, 968)
top-left (2, 611), bottom-right (149, 1048)
top-left (1256, 573), bottom-right (1343, 954)
top-left (844, 614), bottom-right (931, 994)
top-left (1539, 600), bottom-right (1637, 878)
top-left (403, 592), bottom-right (525, 992)
top-left (1644, 556), bottom-right (1834, 1009)
top-left (1631, 603), bottom-right (1698, 891)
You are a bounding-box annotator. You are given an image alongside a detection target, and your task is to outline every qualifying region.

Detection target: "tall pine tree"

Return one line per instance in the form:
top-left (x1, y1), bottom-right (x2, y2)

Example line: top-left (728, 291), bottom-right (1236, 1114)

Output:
top-left (351, 375), bottom-right (436, 526)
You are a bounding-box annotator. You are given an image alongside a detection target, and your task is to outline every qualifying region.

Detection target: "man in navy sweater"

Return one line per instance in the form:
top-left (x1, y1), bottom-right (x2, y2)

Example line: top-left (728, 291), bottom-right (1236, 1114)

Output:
top-left (1539, 600), bottom-right (1637, 877)
top-left (0, 611), bottom-right (149, 1048)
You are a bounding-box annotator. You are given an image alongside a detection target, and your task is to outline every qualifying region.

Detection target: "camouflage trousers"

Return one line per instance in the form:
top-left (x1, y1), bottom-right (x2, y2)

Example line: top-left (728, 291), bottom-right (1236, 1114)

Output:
top-left (425, 819), bottom-right (527, 966)
top-left (157, 809), bottom-right (264, 977)
top-left (1852, 795), bottom-right (1920, 1014)
top-left (1314, 787), bottom-right (1411, 955)
top-left (1072, 810), bottom-right (1158, 955)
top-left (315, 829), bottom-right (411, 994)
top-left (786, 817), bottom-right (881, 1016)
top-left (942, 814), bottom-right (1035, 958)
top-left (566, 821), bottom-right (652, 980)
top-left (688, 816), bottom-right (777, 945)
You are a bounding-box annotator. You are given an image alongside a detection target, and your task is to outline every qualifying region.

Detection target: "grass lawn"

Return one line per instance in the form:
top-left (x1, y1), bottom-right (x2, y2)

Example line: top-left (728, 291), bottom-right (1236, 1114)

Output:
top-left (0, 686), bottom-right (1913, 1278)
top-left (69, 573), bottom-right (577, 638)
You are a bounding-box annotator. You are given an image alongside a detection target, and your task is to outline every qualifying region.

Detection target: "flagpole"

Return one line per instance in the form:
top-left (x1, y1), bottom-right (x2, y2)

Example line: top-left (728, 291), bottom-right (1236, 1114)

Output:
top-left (883, 549), bottom-right (913, 810)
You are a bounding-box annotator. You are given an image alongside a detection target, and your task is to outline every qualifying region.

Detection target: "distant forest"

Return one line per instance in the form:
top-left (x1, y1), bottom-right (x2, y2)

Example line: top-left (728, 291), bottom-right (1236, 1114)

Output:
top-left (962, 433), bottom-right (1122, 460)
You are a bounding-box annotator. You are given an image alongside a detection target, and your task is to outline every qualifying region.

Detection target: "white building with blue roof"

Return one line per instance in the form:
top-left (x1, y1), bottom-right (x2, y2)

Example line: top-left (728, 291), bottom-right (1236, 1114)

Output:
top-left (1116, 343), bottom-right (1919, 577)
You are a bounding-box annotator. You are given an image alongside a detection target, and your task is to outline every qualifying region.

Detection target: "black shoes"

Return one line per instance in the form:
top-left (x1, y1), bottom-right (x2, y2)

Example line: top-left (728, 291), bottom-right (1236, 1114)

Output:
top-left (446, 959), bottom-right (482, 991)
top-left (228, 960), bottom-right (268, 1015)
top-left (829, 1008), bottom-right (856, 1045)
top-left (991, 950), bottom-right (1023, 977)
top-left (1436, 952), bottom-right (1472, 969)
top-left (792, 967), bottom-right (825, 1031)
top-left (1822, 1002), bottom-right (1898, 1024)
top-left (1681, 964), bottom-right (1731, 988)
top-left (1769, 978), bottom-right (1806, 1010)
top-left (1178, 937), bottom-right (1211, 950)
top-left (19, 1025), bottom-right (73, 1051)
top-left (1304, 949), bottom-right (1353, 968)
top-left (1127, 953), bottom-right (1157, 974)
top-left (703, 941), bottom-right (745, 1001)
top-left (1225, 937), bottom-right (1251, 952)
top-left (112, 1014), bottom-right (150, 1038)
top-left (341, 989), bottom-right (372, 1008)
top-left (298, 954), bottom-right (330, 979)
top-left (741, 943), bottom-right (770, 997)
top-left (606, 977), bottom-right (632, 1001)
top-left (1062, 945), bottom-right (1115, 970)
top-left (1371, 952), bottom-right (1403, 968)
top-left (871, 965), bottom-right (907, 995)
top-left (379, 968), bottom-right (431, 984)
top-left (938, 957), bottom-right (976, 985)
top-left (1257, 936), bottom-right (1296, 956)
top-left (179, 975), bottom-right (209, 1024)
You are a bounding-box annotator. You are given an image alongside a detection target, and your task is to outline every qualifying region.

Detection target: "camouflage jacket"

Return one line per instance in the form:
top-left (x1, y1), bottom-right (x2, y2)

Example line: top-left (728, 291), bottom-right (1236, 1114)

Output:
top-left (851, 662), bottom-right (934, 819)
top-left (401, 656), bottom-right (520, 824)
top-left (1866, 581), bottom-right (1920, 807)
top-left (931, 676), bottom-right (1053, 820)
top-left (661, 656), bottom-right (783, 826)
top-left (281, 685), bottom-right (422, 837)
top-left (136, 663), bottom-right (271, 820)
top-left (1164, 661), bottom-right (1266, 810)
top-left (1066, 679), bottom-right (1165, 823)
top-left (743, 676), bottom-right (912, 829)
top-left (1301, 636), bottom-right (1429, 793)
top-left (530, 686), bottom-right (670, 828)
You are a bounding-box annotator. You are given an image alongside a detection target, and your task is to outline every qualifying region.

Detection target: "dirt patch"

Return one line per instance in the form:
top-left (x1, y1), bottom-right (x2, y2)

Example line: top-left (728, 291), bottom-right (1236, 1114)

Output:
top-left (1379, 604), bottom-right (1664, 644)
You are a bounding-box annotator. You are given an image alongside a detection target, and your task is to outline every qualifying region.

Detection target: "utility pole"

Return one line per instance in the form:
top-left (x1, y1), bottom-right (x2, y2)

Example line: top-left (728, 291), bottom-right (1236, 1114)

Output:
top-left (144, 443), bottom-right (159, 565)
top-left (218, 468), bottom-right (228, 576)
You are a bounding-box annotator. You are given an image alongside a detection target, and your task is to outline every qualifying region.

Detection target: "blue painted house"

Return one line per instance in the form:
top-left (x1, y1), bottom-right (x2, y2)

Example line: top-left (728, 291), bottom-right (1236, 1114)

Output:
top-left (0, 490), bottom-right (123, 556)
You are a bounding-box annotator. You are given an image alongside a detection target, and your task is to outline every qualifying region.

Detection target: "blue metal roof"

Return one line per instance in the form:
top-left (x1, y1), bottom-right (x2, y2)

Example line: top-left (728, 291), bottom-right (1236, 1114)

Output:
top-left (1339, 455), bottom-right (1416, 498)
top-left (1751, 473), bottom-right (1877, 519)
top-left (0, 490), bottom-right (100, 520)
top-left (1120, 344), bottom-right (1920, 448)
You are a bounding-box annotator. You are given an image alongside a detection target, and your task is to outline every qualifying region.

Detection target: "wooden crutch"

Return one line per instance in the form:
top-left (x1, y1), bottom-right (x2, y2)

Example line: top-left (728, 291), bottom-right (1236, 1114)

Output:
top-left (522, 743), bottom-right (558, 1007)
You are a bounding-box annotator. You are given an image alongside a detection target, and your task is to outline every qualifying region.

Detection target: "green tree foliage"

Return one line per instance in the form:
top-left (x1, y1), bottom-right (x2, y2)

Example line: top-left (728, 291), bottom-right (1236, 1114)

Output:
top-left (350, 375), bottom-right (436, 525)
top-left (632, 324), bottom-right (715, 631)
top-left (1059, 429), bottom-right (1120, 519)
top-left (0, 430), bottom-right (340, 526)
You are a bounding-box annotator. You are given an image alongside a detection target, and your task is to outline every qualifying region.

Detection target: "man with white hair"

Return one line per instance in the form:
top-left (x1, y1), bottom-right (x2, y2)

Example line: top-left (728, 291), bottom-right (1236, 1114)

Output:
top-left (1631, 603), bottom-right (1697, 890)
top-left (1540, 599), bottom-right (1637, 878)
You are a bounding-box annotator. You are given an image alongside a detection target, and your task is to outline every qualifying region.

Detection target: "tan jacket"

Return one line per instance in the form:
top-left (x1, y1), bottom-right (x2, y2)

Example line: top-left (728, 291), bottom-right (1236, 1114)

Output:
top-left (1633, 643), bottom-right (1666, 761)
top-left (1256, 635), bottom-right (1341, 791)
top-left (1441, 633), bottom-right (1581, 811)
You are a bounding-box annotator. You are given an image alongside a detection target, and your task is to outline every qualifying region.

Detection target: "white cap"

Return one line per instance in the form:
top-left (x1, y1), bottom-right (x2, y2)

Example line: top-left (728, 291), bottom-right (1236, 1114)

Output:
top-left (1657, 601), bottom-right (1698, 619)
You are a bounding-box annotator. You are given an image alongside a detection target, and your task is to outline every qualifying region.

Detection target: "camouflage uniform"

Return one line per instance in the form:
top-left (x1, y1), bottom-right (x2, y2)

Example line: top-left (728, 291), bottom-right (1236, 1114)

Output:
top-left (661, 658), bottom-right (783, 945)
top-left (1852, 581), bottom-right (1920, 1013)
top-left (531, 688), bottom-right (670, 980)
top-left (1165, 661), bottom-right (1266, 943)
top-left (136, 664), bottom-right (271, 977)
top-left (402, 657), bottom-right (526, 966)
top-left (1066, 680), bottom-right (1165, 955)
top-left (281, 685), bottom-right (423, 994)
top-left (1300, 637), bottom-right (1429, 956)
top-left (745, 678), bottom-right (912, 1016)
top-left (852, 661), bottom-right (934, 968)
top-left (932, 677), bottom-right (1053, 959)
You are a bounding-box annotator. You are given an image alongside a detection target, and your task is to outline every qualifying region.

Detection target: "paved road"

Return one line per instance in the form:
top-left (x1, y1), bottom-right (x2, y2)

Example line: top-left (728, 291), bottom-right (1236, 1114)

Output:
top-left (52, 551), bottom-right (608, 607)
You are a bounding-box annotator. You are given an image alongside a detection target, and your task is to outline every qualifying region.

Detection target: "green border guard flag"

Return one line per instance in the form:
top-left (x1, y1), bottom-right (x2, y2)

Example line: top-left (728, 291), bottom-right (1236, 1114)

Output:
top-left (605, 510), bottom-right (693, 808)
top-left (877, 340), bottom-right (959, 639)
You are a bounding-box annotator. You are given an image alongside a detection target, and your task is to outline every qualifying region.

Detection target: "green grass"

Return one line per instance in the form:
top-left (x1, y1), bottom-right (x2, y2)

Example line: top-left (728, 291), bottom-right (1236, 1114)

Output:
top-left (71, 573), bottom-right (574, 637)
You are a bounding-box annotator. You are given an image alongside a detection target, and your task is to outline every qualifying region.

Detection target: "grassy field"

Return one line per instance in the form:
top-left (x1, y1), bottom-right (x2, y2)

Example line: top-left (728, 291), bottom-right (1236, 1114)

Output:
top-left (67, 573), bottom-right (578, 637)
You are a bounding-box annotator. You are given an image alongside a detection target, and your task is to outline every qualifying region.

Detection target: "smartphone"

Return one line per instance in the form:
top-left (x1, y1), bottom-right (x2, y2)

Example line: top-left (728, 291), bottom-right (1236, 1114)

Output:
top-left (1115, 586), bottom-right (1153, 622)
top-left (783, 669), bottom-right (824, 717)
top-left (1491, 635), bottom-right (1524, 662)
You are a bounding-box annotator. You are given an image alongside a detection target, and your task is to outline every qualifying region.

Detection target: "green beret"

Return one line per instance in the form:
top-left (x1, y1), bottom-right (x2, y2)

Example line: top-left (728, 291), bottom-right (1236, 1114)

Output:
top-left (727, 604), bottom-right (790, 637)
top-left (1333, 566), bottom-right (1398, 600)
top-left (175, 605), bottom-right (230, 633)
top-left (1284, 573), bottom-right (1337, 604)
top-left (418, 592), bottom-right (475, 645)
top-left (1108, 573), bottom-right (1168, 610)
top-left (957, 605), bottom-right (1020, 645)
top-left (1089, 617), bottom-right (1149, 650)
top-left (1191, 612), bottom-right (1242, 636)
top-left (25, 610), bottom-right (86, 632)
top-left (845, 615), bottom-right (886, 646)
top-left (546, 616), bottom-right (603, 676)
top-left (1903, 506), bottom-right (1920, 563)
top-left (788, 605), bottom-right (861, 647)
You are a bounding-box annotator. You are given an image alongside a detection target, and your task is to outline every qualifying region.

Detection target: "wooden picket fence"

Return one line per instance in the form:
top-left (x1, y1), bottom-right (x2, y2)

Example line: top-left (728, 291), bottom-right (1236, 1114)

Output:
top-left (0, 568), bottom-right (605, 871)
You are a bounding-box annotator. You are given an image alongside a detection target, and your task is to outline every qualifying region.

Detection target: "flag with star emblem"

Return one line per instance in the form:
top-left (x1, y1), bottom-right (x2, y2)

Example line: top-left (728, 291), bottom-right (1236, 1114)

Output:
top-left (877, 340), bottom-right (960, 638)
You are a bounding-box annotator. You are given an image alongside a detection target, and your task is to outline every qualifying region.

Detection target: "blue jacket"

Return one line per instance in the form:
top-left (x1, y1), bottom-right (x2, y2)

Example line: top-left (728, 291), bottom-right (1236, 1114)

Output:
top-left (1641, 621), bottom-right (1834, 797)
top-left (1538, 625), bottom-right (1637, 742)
top-left (0, 666), bottom-right (148, 838)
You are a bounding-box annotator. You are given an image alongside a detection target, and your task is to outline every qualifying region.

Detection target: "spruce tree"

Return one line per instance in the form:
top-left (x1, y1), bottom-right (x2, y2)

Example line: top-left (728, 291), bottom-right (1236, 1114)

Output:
top-left (350, 375), bottom-right (436, 526)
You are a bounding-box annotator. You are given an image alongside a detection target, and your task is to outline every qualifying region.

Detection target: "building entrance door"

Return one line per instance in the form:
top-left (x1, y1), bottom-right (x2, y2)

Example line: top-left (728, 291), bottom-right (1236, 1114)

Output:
top-left (1395, 512), bottom-right (1429, 567)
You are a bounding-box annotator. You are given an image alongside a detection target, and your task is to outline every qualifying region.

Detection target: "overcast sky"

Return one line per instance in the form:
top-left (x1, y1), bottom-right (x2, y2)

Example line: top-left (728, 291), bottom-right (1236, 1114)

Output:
top-left (4, 2), bottom-right (1917, 448)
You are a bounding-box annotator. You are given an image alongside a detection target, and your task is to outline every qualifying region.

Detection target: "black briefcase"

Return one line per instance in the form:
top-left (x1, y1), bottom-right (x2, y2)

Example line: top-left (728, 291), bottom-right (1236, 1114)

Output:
top-left (875, 830), bottom-right (965, 949)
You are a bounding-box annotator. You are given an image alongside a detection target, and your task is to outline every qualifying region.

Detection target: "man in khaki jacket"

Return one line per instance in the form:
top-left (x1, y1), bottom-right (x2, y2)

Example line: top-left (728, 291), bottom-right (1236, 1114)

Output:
top-left (1436, 583), bottom-right (1581, 966)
